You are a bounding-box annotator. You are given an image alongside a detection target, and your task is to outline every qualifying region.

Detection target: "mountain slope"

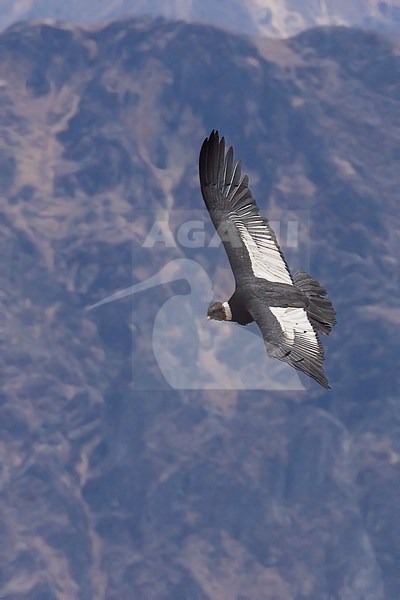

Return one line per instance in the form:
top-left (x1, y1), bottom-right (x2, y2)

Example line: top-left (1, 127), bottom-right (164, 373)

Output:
top-left (0, 18), bottom-right (399, 599)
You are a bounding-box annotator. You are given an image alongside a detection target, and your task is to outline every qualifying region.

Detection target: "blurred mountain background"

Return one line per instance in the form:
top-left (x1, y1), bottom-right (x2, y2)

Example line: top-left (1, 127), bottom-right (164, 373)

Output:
top-left (0, 8), bottom-right (399, 600)
top-left (1, 0), bottom-right (400, 37)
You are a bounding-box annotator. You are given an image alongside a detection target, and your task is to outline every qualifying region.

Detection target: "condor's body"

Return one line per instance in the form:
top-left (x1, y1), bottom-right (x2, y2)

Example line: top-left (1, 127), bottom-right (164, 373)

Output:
top-left (200, 131), bottom-right (336, 388)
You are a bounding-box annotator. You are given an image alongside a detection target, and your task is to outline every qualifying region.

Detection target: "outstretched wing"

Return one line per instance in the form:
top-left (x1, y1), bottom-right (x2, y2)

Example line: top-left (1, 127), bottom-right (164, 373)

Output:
top-left (248, 297), bottom-right (330, 388)
top-left (199, 130), bottom-right (293, 286)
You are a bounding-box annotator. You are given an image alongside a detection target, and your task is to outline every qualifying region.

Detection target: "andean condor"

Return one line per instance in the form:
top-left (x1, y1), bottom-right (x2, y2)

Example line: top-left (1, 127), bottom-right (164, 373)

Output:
top-left (199, 131), bottom-right (336, 389)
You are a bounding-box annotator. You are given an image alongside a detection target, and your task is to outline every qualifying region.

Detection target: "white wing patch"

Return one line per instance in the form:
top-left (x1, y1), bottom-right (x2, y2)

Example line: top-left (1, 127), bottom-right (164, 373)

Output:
top-left (270, 307), bottom-right (319, 351)
top-left (231, 214), bottom-right (292, 285)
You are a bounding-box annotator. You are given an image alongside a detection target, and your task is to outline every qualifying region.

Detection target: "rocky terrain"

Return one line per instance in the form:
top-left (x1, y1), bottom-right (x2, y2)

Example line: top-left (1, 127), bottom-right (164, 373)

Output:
top-left (0, 17), bottom-right (399, 599)
top-left (1, 0), bottom-right (400, 38)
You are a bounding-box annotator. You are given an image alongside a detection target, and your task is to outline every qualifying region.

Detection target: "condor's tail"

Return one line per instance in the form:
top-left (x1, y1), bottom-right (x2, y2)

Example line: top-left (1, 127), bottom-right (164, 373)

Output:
top-left (294, 270), bottom-right (336, 336)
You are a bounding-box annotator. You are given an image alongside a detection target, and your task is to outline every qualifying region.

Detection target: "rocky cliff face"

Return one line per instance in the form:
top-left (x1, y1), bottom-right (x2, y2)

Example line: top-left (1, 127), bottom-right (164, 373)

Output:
top-left (0, 18), bottom-right (399, 599)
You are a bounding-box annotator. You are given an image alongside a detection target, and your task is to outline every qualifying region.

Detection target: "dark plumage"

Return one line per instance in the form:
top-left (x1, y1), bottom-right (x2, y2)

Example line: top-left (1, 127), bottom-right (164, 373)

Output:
top-left (200, 131), bottom-right (336, 388)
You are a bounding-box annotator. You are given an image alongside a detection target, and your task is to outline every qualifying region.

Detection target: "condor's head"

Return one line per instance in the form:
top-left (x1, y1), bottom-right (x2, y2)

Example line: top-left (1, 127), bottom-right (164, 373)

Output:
top-left (206, 301), bottom-right (232, 322)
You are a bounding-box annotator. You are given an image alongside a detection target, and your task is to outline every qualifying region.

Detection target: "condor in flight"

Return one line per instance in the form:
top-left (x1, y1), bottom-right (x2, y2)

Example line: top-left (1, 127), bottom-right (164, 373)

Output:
top-left (200, 131), bottom-right (336, 388)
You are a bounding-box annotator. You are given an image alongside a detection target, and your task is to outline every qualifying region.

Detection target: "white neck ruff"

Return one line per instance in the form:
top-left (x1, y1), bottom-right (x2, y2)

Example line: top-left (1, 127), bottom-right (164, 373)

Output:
top-left (222, 301), bottom-right (232, 321)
